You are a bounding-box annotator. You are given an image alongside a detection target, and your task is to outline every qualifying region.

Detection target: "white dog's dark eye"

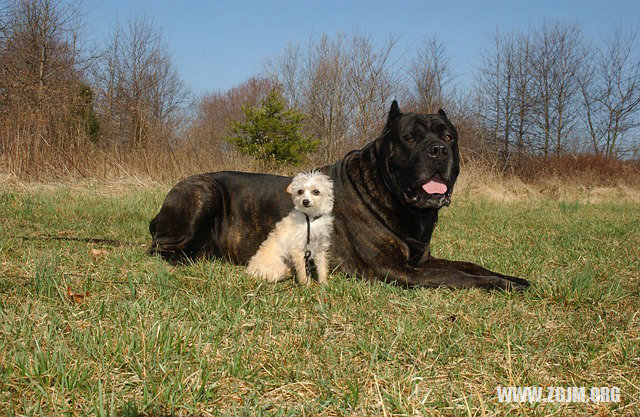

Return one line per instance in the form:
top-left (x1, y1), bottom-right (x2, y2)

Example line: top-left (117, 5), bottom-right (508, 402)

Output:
top-left (297, 189), bottom-right (304, 195)
top-left (313, 189), bottom-right (320, 195)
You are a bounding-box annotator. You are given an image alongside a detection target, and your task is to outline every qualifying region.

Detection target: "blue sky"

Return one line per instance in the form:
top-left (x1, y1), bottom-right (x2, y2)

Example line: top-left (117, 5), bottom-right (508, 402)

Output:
top-left (83, 0), bottom-right (639, 96)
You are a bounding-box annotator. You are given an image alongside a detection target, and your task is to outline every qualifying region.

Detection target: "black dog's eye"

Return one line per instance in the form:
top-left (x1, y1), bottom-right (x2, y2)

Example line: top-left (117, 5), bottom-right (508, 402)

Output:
top-left (297, 189), bottom-right (304, 195)
top-left (313, 189), bottom-right (320, 195)
top-left (443, 134), bottom-right (453, 142)
top-left (404, 135), bottom-right (415, 145)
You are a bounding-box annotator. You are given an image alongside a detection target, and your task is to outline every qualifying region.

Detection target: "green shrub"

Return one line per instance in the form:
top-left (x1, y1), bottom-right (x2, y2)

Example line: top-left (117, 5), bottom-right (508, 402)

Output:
top-left (228, 88), bottom-right (317, 165)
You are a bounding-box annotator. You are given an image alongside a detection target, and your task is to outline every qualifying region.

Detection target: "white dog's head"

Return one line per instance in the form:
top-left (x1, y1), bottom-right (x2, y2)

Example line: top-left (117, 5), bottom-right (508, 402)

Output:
top-left (286, 171), bottom-right (334, 218)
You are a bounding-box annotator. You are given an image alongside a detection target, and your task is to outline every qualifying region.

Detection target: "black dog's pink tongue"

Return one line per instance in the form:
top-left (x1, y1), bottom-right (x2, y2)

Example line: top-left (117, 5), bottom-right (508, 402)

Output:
top-left (422, 173), bottom-right (447, 195)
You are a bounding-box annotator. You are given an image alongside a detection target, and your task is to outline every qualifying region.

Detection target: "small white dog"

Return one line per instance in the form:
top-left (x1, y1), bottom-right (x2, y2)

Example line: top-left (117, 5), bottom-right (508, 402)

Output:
top-left (246, 171), bottom-right (334, 285)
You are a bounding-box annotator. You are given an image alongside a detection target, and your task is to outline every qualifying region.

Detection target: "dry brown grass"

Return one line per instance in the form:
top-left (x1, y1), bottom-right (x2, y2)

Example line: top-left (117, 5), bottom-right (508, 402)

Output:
top-left (0, 141), bottom-right (260, 181)
top-left (456, 166), bottom-right (640, 204)
top-left (510, 154), bottom-right (640, 185)
top-left (2, 140), bottom-right (639, 205)
top-left (456, 154), bottom-right (640, 203)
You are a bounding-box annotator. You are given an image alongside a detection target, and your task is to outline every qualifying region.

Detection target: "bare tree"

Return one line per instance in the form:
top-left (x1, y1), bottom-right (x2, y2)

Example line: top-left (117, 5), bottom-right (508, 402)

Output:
top-left (512, 32), bottom-right (534, 157)
top-left (474, 29), bottom-right (518, 164)
top-left (92, 15), bottom-right (189, 149)
top-left (263, 42), bottom-right (304, 108)
top-left (0, 0), bottom-right (87, 109)
top-left (0, 0), bottom-right (95, 177)
top-left (408, 36), bottom-right (454, 114)
top-left (189, 77), bottom-right (275, 154)
top-left (474, 23), bottom-right (591, 163)
top-left (265, 32), bottom-right (401, 162)
top-left (580, 26), bottom-right (640, 157)
top-left (0, 1), bottom-right (14, 38)
top-left (530, 21), bottom-right (587, 158)
top-left (346, 33), bottom-right (400, 148)
top-left (303, 33), bottom-right (352, 160)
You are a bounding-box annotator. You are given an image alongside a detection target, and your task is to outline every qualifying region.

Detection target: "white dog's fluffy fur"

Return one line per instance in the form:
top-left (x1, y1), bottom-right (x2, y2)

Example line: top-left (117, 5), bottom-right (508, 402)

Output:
top-left (246, 171), bottom-right (334, 285)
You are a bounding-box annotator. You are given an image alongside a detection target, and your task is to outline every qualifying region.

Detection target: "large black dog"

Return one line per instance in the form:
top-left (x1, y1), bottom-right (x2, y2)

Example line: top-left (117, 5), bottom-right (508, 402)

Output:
top-left (149, 101), bottom-right (530, 290)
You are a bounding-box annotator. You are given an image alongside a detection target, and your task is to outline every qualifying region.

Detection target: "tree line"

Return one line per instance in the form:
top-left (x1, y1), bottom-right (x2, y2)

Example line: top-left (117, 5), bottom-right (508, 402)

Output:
top-left (1, 0), bottom-right (639, 178)
top-left (475, 22), bottom-right (640, 163)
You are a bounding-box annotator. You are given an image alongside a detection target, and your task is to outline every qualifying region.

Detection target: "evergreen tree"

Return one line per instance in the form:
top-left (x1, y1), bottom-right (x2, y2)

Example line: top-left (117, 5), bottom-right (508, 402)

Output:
top-left (228, 88), bottom-right (317, 165)
top-left (72, 83), bottom-right (101, 144)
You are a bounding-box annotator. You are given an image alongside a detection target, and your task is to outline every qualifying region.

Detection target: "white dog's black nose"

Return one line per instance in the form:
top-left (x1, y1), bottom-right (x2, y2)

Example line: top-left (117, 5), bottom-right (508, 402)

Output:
top-left (302, 199), bottom-right (310, 207)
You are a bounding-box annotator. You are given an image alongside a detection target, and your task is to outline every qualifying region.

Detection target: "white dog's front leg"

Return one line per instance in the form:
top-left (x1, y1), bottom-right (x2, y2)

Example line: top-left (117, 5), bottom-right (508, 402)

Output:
top-left (315, 252), bottom-right (329, 285)
top-left (292, 252), bottom-right (309, 286)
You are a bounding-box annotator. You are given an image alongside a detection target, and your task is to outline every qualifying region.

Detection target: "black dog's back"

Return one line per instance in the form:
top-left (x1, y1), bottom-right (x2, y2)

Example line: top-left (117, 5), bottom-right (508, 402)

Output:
top-left (149, 171), bottom-right (293, 264)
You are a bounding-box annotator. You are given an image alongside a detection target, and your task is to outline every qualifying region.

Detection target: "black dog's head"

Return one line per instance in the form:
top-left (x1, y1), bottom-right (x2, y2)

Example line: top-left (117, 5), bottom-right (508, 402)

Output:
top-left (379, 101), bottom-right (460, 211)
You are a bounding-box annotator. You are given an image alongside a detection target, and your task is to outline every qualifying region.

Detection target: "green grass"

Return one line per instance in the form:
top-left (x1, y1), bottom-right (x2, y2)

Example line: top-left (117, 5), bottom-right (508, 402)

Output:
top-left (0, 182), bottom-right (638, 416)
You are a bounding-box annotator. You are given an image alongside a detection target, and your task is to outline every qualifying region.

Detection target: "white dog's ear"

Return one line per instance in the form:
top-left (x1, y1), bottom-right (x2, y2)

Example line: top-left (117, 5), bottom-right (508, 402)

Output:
top-left (286, 183), bottom-right (293, 194)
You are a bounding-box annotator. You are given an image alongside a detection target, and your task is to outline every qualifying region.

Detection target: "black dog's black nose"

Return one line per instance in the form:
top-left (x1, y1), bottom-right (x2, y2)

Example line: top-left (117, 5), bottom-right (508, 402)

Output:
top-left (427, 143), bottom-right (448, 160)
top-left (303, 199), bottom-right (310, 207)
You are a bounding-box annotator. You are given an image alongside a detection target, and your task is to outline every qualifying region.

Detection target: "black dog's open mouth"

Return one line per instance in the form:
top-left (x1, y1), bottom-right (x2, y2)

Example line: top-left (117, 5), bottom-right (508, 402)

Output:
top-left (404, 173), bottom-right (452, 207)
top-left (421, 172), bottom-right (447, 195)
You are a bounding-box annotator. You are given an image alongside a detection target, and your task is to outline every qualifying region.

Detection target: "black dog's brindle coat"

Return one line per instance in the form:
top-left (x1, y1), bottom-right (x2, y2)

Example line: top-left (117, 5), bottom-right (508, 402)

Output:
top-left (149, 102), bottom-right (530, 290)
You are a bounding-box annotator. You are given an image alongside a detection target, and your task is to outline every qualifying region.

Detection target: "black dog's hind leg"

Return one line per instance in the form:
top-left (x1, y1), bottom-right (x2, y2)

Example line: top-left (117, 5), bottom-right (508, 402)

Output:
top-left (148, 175), bottom-right (220, 263)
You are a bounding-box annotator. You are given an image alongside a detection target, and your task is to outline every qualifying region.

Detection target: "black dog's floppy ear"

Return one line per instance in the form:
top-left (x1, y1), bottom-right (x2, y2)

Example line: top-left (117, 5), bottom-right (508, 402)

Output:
top-left (437, 109), bottom-right (449, 120)
top-left (384, 100), bottom-right (402, 131)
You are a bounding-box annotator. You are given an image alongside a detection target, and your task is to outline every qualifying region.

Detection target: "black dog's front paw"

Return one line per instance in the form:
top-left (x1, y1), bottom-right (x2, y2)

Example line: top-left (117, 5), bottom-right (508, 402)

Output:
top-left (502, 276), bottom-right (531, 291)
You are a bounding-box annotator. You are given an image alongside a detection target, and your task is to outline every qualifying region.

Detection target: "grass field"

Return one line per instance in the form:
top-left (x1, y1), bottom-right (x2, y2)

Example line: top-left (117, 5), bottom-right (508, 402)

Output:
top-left (0, 181), bottom-right (638, 416)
